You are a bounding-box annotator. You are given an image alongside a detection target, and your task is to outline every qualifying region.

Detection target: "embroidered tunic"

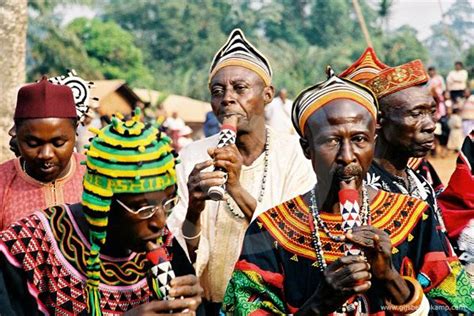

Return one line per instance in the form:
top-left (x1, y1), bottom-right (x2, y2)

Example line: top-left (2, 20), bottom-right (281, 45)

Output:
top-left (0, 152), bottom-right (86, 230)
top-left (366, 160), bottom-right (447, 234)
top-left (168, 127), bottom-right (316, 302)
top-left (222, 191), bottom-right (474, 315)
top-left (0, 204), bottom-right (194, 315)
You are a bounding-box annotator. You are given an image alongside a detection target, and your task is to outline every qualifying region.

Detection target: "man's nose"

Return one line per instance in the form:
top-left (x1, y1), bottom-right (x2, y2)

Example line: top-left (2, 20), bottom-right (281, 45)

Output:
top-left (38, 144), bottom-right (54, 160)
top-left (337, 140), bottom-right (356, 165)
top-left (422, 112), bottom-right (436, 134)
top-left (147, 209), bottom-right (166, 233)
top-left (221, 89), bottom-right (236, 107)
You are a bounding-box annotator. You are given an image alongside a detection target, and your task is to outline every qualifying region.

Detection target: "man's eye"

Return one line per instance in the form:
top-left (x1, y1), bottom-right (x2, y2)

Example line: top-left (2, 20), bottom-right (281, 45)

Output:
top-left (26, 141), bottom-right (38, 147)
top-left (211, 89), bottom-right (224, 97)
top-left (53, 141), bottom-right (66, 147)
top-left (411, 112), bottom-right (422, 117)
top-left (326, 138), bottom-right (339, 145)
top-left (353, 136), bottom-right (366, 143)
top-left (235, 85), bottom-right (246, 92)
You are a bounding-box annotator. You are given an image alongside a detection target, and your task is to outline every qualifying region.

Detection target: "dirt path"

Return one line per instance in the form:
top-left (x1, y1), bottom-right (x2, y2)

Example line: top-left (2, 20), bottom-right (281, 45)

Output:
top-left (427, 152), bottom-right (458, 185)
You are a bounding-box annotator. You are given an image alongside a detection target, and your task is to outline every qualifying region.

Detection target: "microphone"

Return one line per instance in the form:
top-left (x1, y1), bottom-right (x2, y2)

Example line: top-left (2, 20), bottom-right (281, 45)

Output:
top-left (339, 188), bottom-right (363, 256)
top-left (146, 247), bottom-right (175, 301)
top-left (207, 116), bottom-right (238, 201)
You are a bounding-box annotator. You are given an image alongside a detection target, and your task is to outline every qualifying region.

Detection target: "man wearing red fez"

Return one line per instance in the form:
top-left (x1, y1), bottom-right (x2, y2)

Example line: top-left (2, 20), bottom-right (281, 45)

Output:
top-left (340, 49), bottom-right (472, 311)
top-left (0, 77), bottom-right (86, 230)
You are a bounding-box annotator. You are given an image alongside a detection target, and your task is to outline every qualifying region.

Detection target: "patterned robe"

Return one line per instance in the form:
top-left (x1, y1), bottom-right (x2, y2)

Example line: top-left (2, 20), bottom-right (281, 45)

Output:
top-left (0, 152), bottom-right (86, 230)
top-left (366, 161), bottom-right (447, 234)
top-left (222, 191), bottom-right (473, 315)
top-left (0, 204), bottom-right (195, 315)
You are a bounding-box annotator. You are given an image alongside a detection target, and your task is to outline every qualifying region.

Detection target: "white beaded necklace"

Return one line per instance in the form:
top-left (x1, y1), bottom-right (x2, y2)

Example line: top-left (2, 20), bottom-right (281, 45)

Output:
top-left (225, 128), bottom-right (270, 219)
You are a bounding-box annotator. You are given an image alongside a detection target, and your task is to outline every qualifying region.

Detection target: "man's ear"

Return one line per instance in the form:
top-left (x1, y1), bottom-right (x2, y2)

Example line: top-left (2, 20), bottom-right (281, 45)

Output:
top-left (376, 110), bottom-right (383, 132)
top-left (263, 85), bottom-right (275, 105)
top-left (299, 137), bottom-right (311, 159)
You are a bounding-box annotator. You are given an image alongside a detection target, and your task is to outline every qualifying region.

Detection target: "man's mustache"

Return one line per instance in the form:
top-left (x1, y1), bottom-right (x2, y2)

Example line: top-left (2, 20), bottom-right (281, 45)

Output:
top-left (334, 165), bottom-right (363, 178)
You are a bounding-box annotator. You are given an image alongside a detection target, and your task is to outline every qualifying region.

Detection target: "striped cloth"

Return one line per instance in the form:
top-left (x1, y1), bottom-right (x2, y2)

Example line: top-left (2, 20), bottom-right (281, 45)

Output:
top-left (209, 28), bottom-right (272, 86)
top-left (291, 66), bottom-right (378, 137)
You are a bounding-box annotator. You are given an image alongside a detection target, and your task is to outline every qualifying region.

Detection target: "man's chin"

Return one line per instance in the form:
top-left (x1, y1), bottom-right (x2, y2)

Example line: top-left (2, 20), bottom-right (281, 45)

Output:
top-left (410, 148), bottom-right (430, 158)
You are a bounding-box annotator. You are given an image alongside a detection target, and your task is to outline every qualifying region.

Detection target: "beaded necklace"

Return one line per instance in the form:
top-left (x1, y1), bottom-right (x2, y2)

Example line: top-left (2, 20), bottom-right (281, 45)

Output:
top-left (226, 128), bottom-right (270, 218)
top-left (309, 182), bottom-right (370, 313)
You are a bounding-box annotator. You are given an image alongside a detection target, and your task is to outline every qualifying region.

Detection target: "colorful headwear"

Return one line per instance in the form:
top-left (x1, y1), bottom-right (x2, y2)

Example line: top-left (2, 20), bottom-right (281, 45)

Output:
top-left (339, 47), bottom-right (388, 83)
top-left (48, 69), bottom-right (96, 123)
top-left (14, 76), bottom-right (77, 119)
top-left (292, 66), bottom-right (378, 137)
top-left (364, 60), bottom-right (429, 99)
top-left (81, 108), bottom-right (178, 315)
top-left (209, 28), bottom-right (272, 86)
top-left (340, 48), bottom-right (429, 99)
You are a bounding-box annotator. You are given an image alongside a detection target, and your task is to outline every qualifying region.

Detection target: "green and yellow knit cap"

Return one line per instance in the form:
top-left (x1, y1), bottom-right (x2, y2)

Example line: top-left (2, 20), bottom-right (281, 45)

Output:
top-left (81, 108), bottom-right (178, 315)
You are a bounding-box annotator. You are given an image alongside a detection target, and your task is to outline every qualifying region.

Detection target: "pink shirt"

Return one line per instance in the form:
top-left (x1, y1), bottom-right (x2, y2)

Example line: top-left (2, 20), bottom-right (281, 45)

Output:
top-left (0, 152), bottom-right (86, 230)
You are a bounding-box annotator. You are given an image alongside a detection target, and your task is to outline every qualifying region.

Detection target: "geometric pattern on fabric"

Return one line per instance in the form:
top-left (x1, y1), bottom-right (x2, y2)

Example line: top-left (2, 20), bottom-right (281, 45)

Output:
top-left (48, 69), bottom-right (93, 123)
top-left (0, 206), bottom-right (152, 314)
top-left (291, 67), bottom-right (378, 138)
top-left (209, 28), bottom-right (272, 86)
top-left (259, 190), bottom-right (428, 263)
top-left (339, 191), bottom-right (362, 256)
top-left (222, 266), bottom-right (286, 315)
top-left (155, 261), bottom-right (175, 300)
top-left (339, 47), bottom-right (389, 83)
top-left (44, 205), bottom-right (148, 286)
top-left (216, 128), bottom-right (236, 149)
top-left (364, 59), bottom-right (429, 99)
top-left (427, 261), bottom-right (474, 311)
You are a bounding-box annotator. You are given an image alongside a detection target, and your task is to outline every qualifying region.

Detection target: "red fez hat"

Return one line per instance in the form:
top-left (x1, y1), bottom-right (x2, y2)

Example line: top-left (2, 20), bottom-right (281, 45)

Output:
top-left (14, 76), bottom-right (77, 119)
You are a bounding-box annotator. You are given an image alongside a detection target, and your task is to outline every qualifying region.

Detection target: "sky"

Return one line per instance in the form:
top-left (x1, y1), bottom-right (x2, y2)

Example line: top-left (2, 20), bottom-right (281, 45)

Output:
top-left (389, 0), bottom-right (459, 40)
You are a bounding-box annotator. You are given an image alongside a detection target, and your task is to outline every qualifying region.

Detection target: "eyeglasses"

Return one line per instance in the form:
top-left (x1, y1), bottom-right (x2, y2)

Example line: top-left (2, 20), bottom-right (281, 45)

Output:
top-left (116, 196), bottom-right (180, 219)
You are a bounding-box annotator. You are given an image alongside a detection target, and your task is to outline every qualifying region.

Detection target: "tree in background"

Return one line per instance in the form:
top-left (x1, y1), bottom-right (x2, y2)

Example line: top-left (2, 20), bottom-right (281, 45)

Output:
top-left (465, 45), bottom-right (474, 78)
top-left (67, 18), bottom-right (153, 87)
top-left (26, 0), bottom-right (441, 101)
top-left (0, 0), bottom-right (27, 162)
top-left (27, 1), bottom-right (102, 81)
top-left (381, 25), bottom-right (429, 66)
top-left (425, 0), bottom-right (473, 75)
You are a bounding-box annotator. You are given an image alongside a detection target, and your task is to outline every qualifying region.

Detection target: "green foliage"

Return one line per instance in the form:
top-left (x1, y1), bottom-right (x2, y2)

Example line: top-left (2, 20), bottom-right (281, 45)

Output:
top-left (381, 26), bottom-right (428, 66)
top-left (425, 0), bottom-right (473, 75)
top-left (27, 0), bottom-right (441, 101)
top-left (465, 45), bottom-right (474, 77)
top-left (66, 18), bottom-right (153, 87)
top-left (27, 3), bottom-right (101, 80)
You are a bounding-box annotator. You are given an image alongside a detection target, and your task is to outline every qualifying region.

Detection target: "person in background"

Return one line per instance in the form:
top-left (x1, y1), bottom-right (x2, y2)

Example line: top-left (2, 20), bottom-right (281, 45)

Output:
top-left (177, 125), bottom-right (194, 151)
top-left (203, 111), bottom-right (220, 137)
top-left (447, 61), bottom-right (469, 103)
top-left (0, 77), bottom-right (86, 230)
top-left (265, 88), bottom-right (296, 135)
top-left (428, 66), bottom-right (446, 119)
top-left (436, 106), bottom-right (451, 158)
top-left (462, 88), bottom-right (474, 137)
top-left (75, 105), bottom-right (102, 154)
top-left (164, 111), bottom-right (186, 150)
top-left (7, 125), bottom-right (20, 157)
top-left (448, 107), bottom-right (464, 152)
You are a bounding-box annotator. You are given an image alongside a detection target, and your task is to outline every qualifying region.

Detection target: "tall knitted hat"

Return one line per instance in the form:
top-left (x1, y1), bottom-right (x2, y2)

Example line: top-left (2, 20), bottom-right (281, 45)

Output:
top-left (81, 108), bottom-right (178, 315)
